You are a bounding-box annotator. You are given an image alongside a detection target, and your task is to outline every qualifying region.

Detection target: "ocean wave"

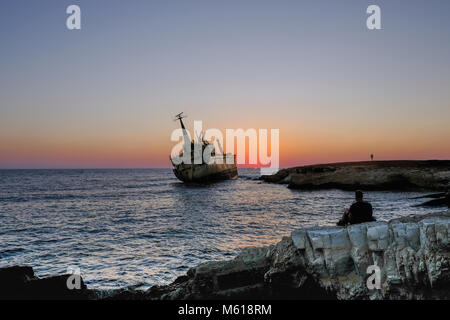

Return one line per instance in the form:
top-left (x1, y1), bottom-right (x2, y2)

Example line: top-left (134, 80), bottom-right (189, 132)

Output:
top-left (0, 247), bottom-right (26, 258)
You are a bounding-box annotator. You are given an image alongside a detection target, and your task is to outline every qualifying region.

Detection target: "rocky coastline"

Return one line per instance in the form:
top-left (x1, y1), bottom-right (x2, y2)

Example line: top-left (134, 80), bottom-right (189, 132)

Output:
top-left (2, 211), bottom-right (449, 300)
top-left (260, 160), bottom-right (450, 191)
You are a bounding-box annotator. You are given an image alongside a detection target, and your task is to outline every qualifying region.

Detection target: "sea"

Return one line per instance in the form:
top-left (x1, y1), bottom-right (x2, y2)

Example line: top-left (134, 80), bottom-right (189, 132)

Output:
top-left (0, 168), bottom-right (444, 290)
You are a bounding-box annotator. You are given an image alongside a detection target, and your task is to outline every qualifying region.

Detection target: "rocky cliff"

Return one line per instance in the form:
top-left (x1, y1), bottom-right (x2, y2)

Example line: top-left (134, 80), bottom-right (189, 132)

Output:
top-left (143, 211), bottom-right (450, 300)
top-left (260, 160), bottom-right (450, 191)
top-left (2, 212), bottom-right (449, 300)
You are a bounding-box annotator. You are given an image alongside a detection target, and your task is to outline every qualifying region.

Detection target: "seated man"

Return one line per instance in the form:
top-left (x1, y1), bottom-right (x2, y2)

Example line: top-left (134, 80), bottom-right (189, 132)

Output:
top-left (337, 190), bottom-right (376, 226)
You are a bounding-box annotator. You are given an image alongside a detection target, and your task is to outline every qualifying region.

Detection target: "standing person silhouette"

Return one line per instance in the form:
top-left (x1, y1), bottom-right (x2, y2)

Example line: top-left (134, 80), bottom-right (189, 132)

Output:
top-left (370, 154), bottom-right (374, 161)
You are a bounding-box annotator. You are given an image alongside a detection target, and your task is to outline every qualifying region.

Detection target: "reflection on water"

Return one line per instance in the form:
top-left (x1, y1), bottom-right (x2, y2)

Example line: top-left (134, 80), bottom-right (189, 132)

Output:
top-left (0, 169), bottom-right (443, 289)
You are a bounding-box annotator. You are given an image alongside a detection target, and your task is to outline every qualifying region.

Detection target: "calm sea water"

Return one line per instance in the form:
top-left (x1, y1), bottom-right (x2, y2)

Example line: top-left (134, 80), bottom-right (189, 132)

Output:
top-left (0, 169), bottom-right (442, 290)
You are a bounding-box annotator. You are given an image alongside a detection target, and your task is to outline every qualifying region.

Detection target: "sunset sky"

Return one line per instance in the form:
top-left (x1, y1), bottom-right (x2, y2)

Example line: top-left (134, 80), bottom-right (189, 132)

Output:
top-left (1, 0), bottom-right (450, 169)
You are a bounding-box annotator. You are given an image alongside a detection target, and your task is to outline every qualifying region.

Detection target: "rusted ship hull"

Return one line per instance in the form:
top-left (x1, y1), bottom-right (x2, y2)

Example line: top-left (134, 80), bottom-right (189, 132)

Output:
top-left (170, 113), bottom-right (238, 183)
top-left (172, 162), bottom-right (238, 183)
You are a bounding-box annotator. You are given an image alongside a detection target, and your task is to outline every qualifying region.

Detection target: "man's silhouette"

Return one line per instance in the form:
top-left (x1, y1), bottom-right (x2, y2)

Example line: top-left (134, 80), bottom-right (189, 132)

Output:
top-left (337, 190), bottom-right (376, 226)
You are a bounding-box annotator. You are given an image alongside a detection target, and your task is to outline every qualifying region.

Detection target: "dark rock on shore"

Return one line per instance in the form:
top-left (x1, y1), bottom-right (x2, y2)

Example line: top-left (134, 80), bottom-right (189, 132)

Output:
top-left (0, 266), bottom-right (36, 300)
top-left (0, 266), bottom-right (90, 300)
top-left (413, 192), bottom-right (450, 207)
top-left (415, 197), bottom-right (449, 207)
top-left (410, 192), bottom-right (447, 199)
top-left (260, 160), bottom-right (450, 191)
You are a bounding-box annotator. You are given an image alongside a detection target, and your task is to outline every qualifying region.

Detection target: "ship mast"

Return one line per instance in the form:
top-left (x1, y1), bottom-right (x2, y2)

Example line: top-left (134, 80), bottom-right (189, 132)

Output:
top-left (175, 112), bottom-right (186, 130)
top-left (174, 112), bottom-right (191, 152)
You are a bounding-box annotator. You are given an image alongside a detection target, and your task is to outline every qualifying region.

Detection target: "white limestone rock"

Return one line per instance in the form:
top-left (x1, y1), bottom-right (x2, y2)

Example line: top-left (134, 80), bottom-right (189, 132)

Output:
top-left (148, 212), bottom-right (449, 300)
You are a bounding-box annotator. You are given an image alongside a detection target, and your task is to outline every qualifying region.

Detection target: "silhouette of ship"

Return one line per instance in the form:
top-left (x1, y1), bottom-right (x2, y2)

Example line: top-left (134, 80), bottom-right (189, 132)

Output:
top-left (170, 113), bottom-right (238, 183)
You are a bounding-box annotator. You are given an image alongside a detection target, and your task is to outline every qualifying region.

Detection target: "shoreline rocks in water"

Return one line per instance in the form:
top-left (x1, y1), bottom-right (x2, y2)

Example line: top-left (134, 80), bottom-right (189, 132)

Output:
top-left (2, 212), bottom-right (449, 300)
top-left (413, 192), bottom-right (450, 207)
top-left (260, 160), bottom-right (450, 191)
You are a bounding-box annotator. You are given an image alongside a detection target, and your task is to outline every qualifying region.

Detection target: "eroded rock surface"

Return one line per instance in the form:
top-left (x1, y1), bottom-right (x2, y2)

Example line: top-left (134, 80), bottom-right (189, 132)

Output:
top-left (144, 212), bottom-right (449, 300)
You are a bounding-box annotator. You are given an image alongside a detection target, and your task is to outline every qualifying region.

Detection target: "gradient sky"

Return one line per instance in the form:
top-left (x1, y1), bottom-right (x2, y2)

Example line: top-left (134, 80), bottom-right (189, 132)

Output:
top-left (1, 0), bottom-right (450, 168)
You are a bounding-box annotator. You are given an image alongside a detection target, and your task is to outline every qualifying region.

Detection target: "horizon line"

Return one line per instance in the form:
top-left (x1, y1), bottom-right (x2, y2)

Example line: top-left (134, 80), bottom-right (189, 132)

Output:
top-left (1, 159), bottom-right (449, 170)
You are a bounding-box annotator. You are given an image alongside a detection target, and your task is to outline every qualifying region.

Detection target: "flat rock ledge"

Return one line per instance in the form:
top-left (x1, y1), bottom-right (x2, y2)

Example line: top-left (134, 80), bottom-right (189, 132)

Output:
top-left (1, 212), bottom-right (449, 300)
top-left (260, 160), bottom-right (450, 191)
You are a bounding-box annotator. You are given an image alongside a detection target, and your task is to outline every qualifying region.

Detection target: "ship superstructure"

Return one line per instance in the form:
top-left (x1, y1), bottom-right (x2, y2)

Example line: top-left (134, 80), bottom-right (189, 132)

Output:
top-left (170, 113), bottom-right (238, 182)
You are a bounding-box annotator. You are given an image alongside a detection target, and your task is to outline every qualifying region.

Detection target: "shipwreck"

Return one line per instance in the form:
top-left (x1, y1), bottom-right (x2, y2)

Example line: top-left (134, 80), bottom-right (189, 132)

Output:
top-left (170, 113), bottom-right (238, 183)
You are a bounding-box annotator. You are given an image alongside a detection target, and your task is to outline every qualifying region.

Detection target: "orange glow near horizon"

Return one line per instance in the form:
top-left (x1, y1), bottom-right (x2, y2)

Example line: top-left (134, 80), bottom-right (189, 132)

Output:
top-left (1, 118), bottom-right (449, 169)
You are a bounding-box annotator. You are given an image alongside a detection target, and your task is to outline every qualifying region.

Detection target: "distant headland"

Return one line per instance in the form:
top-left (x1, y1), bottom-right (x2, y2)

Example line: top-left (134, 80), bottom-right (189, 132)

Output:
top-left (260, 160), bottom-right (450, 191)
